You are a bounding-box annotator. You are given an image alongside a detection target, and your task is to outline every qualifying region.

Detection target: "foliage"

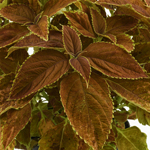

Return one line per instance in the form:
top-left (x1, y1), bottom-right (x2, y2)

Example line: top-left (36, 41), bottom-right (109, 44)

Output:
top-left (0, 0), bottom-right (150, 150)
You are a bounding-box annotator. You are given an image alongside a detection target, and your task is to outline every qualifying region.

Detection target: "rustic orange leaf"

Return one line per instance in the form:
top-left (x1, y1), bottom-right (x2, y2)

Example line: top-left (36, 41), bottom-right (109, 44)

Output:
top-left (0, 3), bottom-right (35, 24)
top-left (91, 8), bottom-right (106, 35)
top-left (9, 49), bottom-right (70, 100)
top-left (60, 72), bottom-right (113, 150)
top-left (12, 0), bottom-right (29, 4)
top-left (106, 15), bottom-right (138, 35)
top-left (43, 0), bottom-right (77, 17)
top-left (28, 0), bottom-right (41, 14)
top-left (105, 77), bottom-right (150, 113)
top-left (0, 23), bottom-right (29, 48)
top-left (116, 34), bottom-right (134, 52)
top-left (63, 26), bottom-right (82, 55)
top-left (28, 15), bottom-right (49, 41)
top-left (70, 56), bottom-right (91, 86)
top-left (11, 30), bottom-right (63, 49)
top-left (2, 104), bottom-right (31, 149)
top-left (145, 0), bottom-right (150, 5)
top-left (81, 42), bottom-right (147, 79)
top-left (65, 11), bottom-right (96, 38)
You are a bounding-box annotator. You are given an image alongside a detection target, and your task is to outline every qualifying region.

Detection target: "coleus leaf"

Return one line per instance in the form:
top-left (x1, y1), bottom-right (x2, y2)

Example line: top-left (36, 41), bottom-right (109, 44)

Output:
top-left (105, 77), bottom-right (150, 112)
top-left (0, 3), bottom-right (36, 24)
top-left (63, 25), bottom-right (82, 56)
top-left (11, 30), bottom-right (63, 49)
top-left (64, 11), bottom-right (96, 38)
top-left (43, 0), bottom-right (77, 17)
top-left (0, 23), bottom-right (29, 48)
top-left (116, 126), bottom-right (148, 150)
top-left (60, 72), bottom-right (113, 150)
top-left (106, 15), bottom-right (138, 35)
top-left (70, 56), bottom-right (91, 86)
top-left (28, 15), bottom-right (49, 41)
top-left (80, 42), bottom-right (147, 79)
top-left (28, 0), bottom-right (41, 14)
top-left (2, 104), bottom-right (31, 149)
top-left (116, 34), bottom-right (134, 52)
top-left (9, 49), bottom-right (70, 100)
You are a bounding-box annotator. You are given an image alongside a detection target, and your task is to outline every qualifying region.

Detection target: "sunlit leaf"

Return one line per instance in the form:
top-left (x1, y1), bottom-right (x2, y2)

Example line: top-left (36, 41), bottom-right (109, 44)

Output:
top-left (70, 56), bottom-right (91, 85)
top-left (106, 15), bottom-right (138, 35)
top-left (65, 11), bottom-right (96, 38)
top-left (91, 8), bottom-right (106, 35)
top-left (0, 23), bottom-right (29, 48)
top-left (28, 15), bottom-right (49, 41)
top-left (116, 34), bottom-right (134, 52)
top-left (105, 77), bottom-right (150, 113)
top-left (0, 3), bottom-right (35, 24)
top-left (63, 25), bottom-right (82, 55)
top-left (116, 126), bottom-right (148, 150)
top-left (11, 30), bottom-right (63, 49)
top-left (9, 49), bottom-right (70, 100)
top-left (60, 72), bottom-right (113, 150)
top-left (43, 0), bottom-right (77, 17)
top-left (81, 42), bottom-right (147, 79)
top-left (2, 104), bottom-right (31, 149)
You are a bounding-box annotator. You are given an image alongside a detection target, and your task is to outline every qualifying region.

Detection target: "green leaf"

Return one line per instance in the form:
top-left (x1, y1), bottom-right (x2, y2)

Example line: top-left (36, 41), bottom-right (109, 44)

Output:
top-left (43, 0), bottom-right (77, 17)
top-left (9, 49), bottom-right (70, 100)
top-left (28, 15), bottom-right (49, 41)
top-left (11, 30), bottom-right (63, 49)
top-left (0, 3), bottom-right (35, 24)
top-left (116, 126), bottom-right (148, 150)
top-left (63, 25), bottom-right (82, 56)
top-left (70, 56), bottom-right (91, 86)
top-left (0, 0), bottom-right (7, 10)
top-left (2, 104), bottom-right (31, 149)
top-left (0, 23), bottom-right (29, 48)
top-left (105, 77), bottom-right (150, 113)
top-left (64, 11), bottom-right (96, 38)
top-left (81, 42), bottom-right (147, 79)
top-left (60, 72), bottom-right (113, 150)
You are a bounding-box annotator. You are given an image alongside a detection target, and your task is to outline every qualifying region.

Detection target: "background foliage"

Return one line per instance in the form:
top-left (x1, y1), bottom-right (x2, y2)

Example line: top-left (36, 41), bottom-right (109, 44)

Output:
top-left (0, 0), bottom-right (150, 150)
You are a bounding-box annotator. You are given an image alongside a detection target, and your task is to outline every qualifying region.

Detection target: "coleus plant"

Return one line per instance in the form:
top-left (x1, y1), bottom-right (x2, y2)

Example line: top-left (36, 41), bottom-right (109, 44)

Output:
top-left (0, 0), bottom-right (150, 150)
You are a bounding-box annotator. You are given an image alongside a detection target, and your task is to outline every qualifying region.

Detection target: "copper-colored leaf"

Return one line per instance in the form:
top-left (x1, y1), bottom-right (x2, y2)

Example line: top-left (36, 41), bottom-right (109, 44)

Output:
top-left (145, 0), bottom-right (150, 5)
top-left (28, 15), bottom-right (49, 41)
top-left (28, 0), bottom-right (41, 14)
top-left (106, 15), bottom-right (138, 35)
top-left (9, 49), bottom-right (70, 100)
top-left (63, 26), bottom-right (82, 55)
top-left (70, 56), bottom-right (91, 85)
top-left (65, 11), bottom-right (96, 38)
top-left (12, 30), bottom-right (63, 49)
top-left (81, 42), bottom-right (147, 79)
top-left (60, 72), bottom-right (113, 150)
top-left (105, 77), bottom-right (150, 112)
top-left (2, 104), bottom-right (31, 149)
top-left (116, 126), bottom-right (148, 150)
top-left (0, 23), bottom-right (29, 48)
top-left (116, 34), bottom-right (134, 52)
top-left (0, 3), bottom-right (35, 24)
top-left (43, 0), bottom-right (77, 17)
top-left (91, 8), bottom-right (106, 35)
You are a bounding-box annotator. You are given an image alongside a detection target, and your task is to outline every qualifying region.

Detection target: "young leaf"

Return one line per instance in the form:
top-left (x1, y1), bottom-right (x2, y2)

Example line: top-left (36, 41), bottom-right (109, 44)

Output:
top-left (11, 30), bottom-right (63, 49)
top-left (28, 15), bottom-right (49, 41)
top-left (116, 34), bottom-right (134, 52)
top-left (116, 126), bottom-right (148, 150)
top-left (81, 42), bottom-right (147, 79)
top-left (90, 8), bottom-right (106, 35)
top-left (60, 72), bottom-right (113, 150)
top-left (63, 26), bottom-right (82, 55)
top-left (105, 77), bottom-right (150, 112)
top-left (69, 56), bottom-right (91, 86)
top-left (2, 104), bottom-right (31, 149)
top-left (65, 11), bottom-right (96, 38)
top-left (0, 3), bottom-right (35, 24)
top-left (43, 0), bottom-right (77, 17)
top-left (0, 23), bottom-right (29, 48)
top-left (9, 49), bottom-right (70, 100)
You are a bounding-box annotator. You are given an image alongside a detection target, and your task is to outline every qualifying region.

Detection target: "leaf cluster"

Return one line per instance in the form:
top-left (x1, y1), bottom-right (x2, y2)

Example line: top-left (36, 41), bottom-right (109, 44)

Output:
top-left (0, 0), bottom-right (150, 150)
